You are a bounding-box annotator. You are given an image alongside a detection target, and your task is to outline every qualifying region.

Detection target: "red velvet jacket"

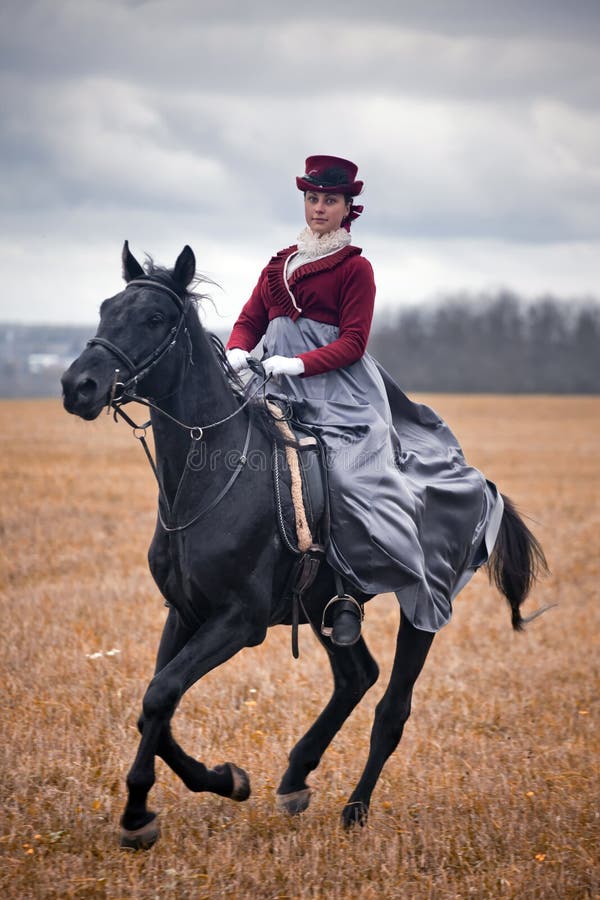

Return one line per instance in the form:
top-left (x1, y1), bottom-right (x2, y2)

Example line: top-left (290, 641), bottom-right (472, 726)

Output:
top-left (226, 245), bottom-right (376, 377)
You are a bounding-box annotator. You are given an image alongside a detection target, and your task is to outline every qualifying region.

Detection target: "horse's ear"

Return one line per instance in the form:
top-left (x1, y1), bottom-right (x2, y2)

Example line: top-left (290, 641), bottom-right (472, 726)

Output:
top-left (173, 245), bottom-right (196, 289)
top-left (122, 240), bottom-right (144, 282)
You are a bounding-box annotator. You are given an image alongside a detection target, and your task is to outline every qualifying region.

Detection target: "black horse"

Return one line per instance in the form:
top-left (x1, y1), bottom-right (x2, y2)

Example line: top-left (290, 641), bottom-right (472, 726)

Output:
top-left (61, 244), bottom-right (547, 850)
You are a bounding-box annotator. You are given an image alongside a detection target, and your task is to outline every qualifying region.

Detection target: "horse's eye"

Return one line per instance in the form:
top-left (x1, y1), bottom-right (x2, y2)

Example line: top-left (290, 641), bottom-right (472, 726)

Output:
top-left (148, 313), bottom-right (165, 328)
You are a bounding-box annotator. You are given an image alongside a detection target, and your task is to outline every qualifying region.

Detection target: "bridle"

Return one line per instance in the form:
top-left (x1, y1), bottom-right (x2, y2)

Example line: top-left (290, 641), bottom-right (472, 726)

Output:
top-left (89, 278), bottom-right (269, 426)
top-left (87, 278), bottom-right (191, 402)
top-left (87, 277), bottom-right (271, 531)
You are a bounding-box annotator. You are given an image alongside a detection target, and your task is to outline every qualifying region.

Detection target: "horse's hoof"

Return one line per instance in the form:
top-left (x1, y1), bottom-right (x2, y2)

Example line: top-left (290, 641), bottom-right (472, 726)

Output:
top-left (276, 787), bottom-right (312, 816)
top-left (226, 762), bottom-right (251, 802)
top-left (341, 801), bottom-right (369, 829)
top-left (120, 814), bottom-right (160, 851)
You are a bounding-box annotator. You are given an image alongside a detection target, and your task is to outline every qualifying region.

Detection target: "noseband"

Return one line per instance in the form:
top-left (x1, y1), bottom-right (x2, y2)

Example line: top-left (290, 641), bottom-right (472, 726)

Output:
top-left (87, 279), bottom-right (189, 398)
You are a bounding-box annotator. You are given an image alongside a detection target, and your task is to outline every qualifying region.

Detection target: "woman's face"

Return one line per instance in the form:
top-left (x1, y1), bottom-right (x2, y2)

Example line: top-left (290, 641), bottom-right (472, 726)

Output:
top-left (304, 191), bottom-right (351, 235)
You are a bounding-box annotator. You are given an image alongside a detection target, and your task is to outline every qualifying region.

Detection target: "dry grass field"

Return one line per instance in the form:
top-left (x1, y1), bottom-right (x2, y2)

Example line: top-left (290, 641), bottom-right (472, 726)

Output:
top-left (0, 396), bottom-right (598, 899)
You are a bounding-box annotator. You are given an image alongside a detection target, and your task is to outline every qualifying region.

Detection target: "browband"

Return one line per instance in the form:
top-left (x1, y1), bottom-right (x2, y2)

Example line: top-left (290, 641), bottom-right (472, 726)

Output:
top-left (125, 279), bottom-right (185, 310)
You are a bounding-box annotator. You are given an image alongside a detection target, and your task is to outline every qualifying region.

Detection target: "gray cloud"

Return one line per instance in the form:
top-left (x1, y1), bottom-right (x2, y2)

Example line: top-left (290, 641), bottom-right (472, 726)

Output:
top-left (3, 81), bottom-right (598, 242)
top-left (0, 0), bottom-right (599, 325)
top-left (2, 1), bottom-right (599, 106)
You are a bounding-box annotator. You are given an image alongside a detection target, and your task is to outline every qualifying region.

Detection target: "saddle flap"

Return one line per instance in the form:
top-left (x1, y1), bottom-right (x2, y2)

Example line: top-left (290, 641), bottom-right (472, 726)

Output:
top-left (268, 400), bottom-right (330, 552)
top-left (288, 420), bottom-right (328, 541)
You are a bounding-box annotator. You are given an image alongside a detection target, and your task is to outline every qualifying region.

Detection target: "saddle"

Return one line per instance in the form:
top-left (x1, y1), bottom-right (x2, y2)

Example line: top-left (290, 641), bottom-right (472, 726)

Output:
top-left (268, 400), bottom-right (363, 656)
top-left (268, 400), bottom-right (327, 656)
top-left (268, 400), bottom-right (329, 552)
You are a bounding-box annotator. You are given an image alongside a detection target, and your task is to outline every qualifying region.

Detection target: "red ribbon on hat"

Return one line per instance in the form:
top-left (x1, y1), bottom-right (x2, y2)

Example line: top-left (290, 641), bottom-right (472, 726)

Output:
top-left (343, 203), bottom-right (364, 232)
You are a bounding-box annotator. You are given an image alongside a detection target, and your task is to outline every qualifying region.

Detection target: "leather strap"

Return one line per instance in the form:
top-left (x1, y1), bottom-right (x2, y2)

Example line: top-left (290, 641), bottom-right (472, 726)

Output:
top-left (158, 417), bottom-right (253, 533)
top-left (87, 336), bottom-right (137, 372)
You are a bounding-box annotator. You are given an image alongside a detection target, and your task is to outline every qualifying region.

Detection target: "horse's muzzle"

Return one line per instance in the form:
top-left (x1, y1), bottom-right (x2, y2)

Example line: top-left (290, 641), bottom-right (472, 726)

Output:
top-left (61, 365), bottom-right (107, 420)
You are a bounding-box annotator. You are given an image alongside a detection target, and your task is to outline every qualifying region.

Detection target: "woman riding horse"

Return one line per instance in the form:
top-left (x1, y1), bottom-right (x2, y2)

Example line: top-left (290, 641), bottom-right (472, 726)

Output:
top-left (60, 159), bottom-right (546, 848)
top-left (226, 154), bottom-right (504, 646)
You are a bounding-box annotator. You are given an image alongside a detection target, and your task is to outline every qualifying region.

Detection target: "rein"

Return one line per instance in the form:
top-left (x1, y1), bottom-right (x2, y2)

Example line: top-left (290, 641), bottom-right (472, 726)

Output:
top-left (90, 277), bottom-right (272, 531)
top-left (110, 373), bottom-right (269, 532)
top-left (113, 370), bottom-right (271, 442)
top-left (112, 400), bottom-right (254, 533)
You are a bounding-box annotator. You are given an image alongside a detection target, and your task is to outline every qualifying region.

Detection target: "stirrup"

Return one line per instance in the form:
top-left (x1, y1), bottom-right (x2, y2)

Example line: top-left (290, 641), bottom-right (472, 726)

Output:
top-left (320, 592), bottom-right (364, 638)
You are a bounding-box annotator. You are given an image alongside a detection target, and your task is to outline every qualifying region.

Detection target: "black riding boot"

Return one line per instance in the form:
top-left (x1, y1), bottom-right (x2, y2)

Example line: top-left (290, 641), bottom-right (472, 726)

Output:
top-left (322, 575), bottom-right (364, 647)
top-left (331, 598), bottom-right (363, 646)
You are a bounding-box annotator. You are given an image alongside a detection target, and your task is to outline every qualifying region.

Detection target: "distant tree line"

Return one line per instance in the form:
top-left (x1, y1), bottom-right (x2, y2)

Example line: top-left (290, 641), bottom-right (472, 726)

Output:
top-left (1, 293), bottom-right (598, 396)
top-left (368, 292), bottom-right (600, 393)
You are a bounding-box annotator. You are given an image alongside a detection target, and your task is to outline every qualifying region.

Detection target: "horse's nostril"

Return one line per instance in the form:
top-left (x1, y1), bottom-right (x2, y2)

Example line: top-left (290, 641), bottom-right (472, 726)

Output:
top-left (77, 377), bottom-right (97, 400)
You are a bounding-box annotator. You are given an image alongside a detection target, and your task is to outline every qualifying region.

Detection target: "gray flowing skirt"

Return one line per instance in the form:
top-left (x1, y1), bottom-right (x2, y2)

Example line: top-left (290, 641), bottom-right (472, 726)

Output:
top-left (261, 316), bottom-right (503, 632)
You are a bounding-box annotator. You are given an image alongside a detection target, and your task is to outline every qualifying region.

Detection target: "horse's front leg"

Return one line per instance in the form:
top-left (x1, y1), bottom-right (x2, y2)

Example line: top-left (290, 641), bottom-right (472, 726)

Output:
top-left (341, 613), bottom-right (434, 828)
top-left (135, 608), bottom-right (246, 801)
top-left (120, 607), bottom-right (258, 850)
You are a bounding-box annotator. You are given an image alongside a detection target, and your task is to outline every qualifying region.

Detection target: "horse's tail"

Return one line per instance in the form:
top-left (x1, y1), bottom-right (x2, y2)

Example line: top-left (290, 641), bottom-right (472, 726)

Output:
top-left (487, 494), bottom-right (550, 630)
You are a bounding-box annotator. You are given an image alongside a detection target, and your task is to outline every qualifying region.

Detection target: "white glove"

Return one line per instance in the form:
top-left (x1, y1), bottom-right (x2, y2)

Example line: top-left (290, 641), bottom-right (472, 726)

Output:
top-left (263, 355), bottom-right (305, 378)
top-left (226, 348), bottom-right (251, 373)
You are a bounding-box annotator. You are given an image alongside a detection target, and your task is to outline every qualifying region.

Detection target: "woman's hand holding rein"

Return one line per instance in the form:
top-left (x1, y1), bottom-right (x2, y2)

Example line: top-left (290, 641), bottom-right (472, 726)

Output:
top-left (262, 356), bottom-right (305, 378)
top-left (226, 348), bottom-right (304, 379)
top-left (226, 347), bottom-right (251, 373)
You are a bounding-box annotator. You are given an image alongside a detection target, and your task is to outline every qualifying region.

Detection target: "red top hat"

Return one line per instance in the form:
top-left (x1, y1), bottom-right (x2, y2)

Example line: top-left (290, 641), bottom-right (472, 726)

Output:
top-left (296, 155), bottom-right (363, 196)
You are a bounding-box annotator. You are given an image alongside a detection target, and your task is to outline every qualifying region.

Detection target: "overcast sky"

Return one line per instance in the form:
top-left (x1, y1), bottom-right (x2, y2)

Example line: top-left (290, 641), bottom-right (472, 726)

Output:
top-left (1, 0), bottom-right (599, 332)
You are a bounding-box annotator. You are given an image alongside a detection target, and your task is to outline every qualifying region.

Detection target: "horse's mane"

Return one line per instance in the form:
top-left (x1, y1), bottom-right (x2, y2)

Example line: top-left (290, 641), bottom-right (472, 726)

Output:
top-left (143, 257), bottom-right (288, 448)
top-left (143, 256), bottom-right (214, 310)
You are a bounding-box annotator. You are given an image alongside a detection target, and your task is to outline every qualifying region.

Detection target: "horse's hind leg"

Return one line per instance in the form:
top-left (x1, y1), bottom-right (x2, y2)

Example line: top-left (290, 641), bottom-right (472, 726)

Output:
top-left (276, 633), bottom-right (379, 814)
top-left (341, 613), bottom-right (434, 828)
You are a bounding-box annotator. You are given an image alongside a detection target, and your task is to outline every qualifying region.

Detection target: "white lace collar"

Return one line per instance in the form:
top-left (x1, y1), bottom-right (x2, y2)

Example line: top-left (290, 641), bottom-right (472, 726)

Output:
top-left (295, 226), bottom-right (352, 258)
